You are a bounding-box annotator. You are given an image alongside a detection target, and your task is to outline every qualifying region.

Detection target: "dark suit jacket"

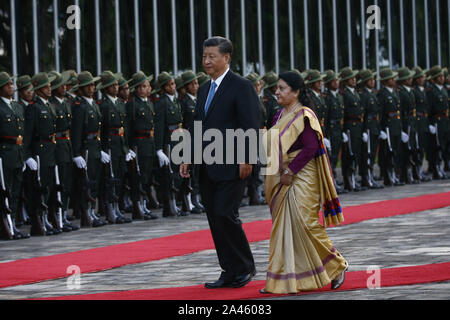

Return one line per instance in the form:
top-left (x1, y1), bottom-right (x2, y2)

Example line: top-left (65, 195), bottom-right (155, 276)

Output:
top-left (190, 70), bottom-right (260, 182)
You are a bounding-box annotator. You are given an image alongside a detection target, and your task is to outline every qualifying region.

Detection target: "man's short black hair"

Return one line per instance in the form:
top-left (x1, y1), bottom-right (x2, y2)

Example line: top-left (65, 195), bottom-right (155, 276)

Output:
top-left (203, 36), bottom-right (233, 56)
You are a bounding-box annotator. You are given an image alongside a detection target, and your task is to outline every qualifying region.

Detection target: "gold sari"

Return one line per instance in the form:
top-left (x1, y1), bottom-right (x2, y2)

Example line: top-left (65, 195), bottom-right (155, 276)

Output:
top-left (263, 106), bottom-right (348, 294)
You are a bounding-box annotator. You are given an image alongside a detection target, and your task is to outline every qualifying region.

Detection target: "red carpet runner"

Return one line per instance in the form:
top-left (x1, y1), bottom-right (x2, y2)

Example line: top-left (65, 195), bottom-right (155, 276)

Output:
top-left (1, 191), bottom-right (449, 289)
top-left (37, 262), bottom-right (450, 300)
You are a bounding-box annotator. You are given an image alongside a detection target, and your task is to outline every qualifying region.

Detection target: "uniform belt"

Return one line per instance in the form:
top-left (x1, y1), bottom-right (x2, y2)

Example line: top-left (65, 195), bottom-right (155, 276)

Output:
top-left (417, 112), bottom-right (428, 117)
top-left (109, 127), bottom-right (125, 137)
top-left (408, 109), bottom-right (417, 117)
top-left (0, 135), bottom-right (23, 146)
top-left (134, 129), bottom-right (154, 139)
top-left (387, 111), bottom-right (401, 119)
top-left (367, 115), bottom-right (380, 121)
top-left (87, 131), bottom-right (101, 141)
top-left (56, 130), bottom-right (70, 140)
top-left (39, 134), bottom-right (57, 144)
top-left (345, 115), bottom-right (364, 123)
top-left (168, 123), bottom-right (183, 133)
top-left (433, 113), bottom-right (448, 119)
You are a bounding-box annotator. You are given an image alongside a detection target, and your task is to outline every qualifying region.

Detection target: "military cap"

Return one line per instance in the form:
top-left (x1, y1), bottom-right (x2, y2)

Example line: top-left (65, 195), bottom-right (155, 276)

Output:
top-left (175, 77), bottom-right (184, 90)
top-left (31, 72), bottom-right (57, 91)
top-left (0, 72), bottom-right (15, 88)
top-left (304, 69), bottom-right (326, 85)
top-left (339, 67), bottom-right (359, 81)
top-left (197, 72), bottom-right (210, 87)
top-left (377, 68), bottom-right (398, 82)
top-left (412, 66), bottom-right (427, 79)
top-left (245, 72), bottom-right (261, 84)
top-left (97, 70), bottom-right (122, 90)
top-left (77, 71), bottom-right (100, 88)
top-left (157, 71), bottom-right (173, 88)
top-left (323, 70), bottom-right (338, 84)
top-left (129, 71), bottom-right (153, 90)
top-left (118, 75), bottom-right (131, 88)
top-left (16, 75), bottom-right (32, 91)
top-left (357, 69), bottom-right (377, 84)
top-left (181, 70), bottom-right (200, 86)
top-left (262, 71), bottom-right (278, 88)
top-left (443, 67), bottom-right (448, 78)
top-left (62, 70), bottom-right (78, 86)
top-left (291, 69), bottom-right (302, 76)
top-left (49, 71), bottom-right (71, 90)
top-left (428, 65), bottom-right (445, 80)
top-left (396, 67), bottom-right (415, 82)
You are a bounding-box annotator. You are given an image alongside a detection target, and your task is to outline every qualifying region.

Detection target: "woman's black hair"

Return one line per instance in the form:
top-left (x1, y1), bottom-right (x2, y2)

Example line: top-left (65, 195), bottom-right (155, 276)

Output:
top-left (278, 71), bottom-right (315, 111)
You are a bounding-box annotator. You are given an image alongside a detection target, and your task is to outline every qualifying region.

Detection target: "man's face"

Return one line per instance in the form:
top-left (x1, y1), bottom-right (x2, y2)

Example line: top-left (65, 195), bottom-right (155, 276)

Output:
top-left (202, 46), bottom-right (230, 79)
top-left (0, 80), bottom-right (14, 99)
top-left (19, 85), bottom-right (34, 102)
top-left (346, 77), bottom-right (356, 88)
top-left (312, 80), bottom-right (322, 92)
top-left (435, 74), bottom-right (445, 86)
top-left (81, 83), bottom-right (96, 98)
top-left (404, 78), bottom-right (413, 87)
top-left (54, 84), bottom-right (67, 97)
top-left (415, 76), bottom-right (425, 87)
top-left (38, 83), bottom-right (52, 99)
top-left (329, 78), bottom-right (340, 91)
top-left (118, 84), bottom-right (130, 101)
top-left (105, 82), bottom-right (119, 97)
top-left (164, 79), bottom-right (176, 96)
top-left (384, 78), bottom-right (396, 88)
top-left (366, 78), bottom-right (375, 89)
top-left (186, 79), bottom-right (199, 96)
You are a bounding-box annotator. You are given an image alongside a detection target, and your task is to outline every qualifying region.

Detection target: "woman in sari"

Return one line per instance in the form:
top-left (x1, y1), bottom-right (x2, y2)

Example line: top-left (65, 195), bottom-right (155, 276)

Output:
top-left (262, 72), bottom-right (348, 294)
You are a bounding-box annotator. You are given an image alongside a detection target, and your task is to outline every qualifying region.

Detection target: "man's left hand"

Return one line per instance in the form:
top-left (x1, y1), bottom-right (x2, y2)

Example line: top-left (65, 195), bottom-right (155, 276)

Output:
top-left (239, 164), bottom-right (253, 180)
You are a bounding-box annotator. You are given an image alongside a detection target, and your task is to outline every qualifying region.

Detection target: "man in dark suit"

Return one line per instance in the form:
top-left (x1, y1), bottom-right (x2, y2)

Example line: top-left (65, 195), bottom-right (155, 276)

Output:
top-left (180, 37), bottom-right (259, 289)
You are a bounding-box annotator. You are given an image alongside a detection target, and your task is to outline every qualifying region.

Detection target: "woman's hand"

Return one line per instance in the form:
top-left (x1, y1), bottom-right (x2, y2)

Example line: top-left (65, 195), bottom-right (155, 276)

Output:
top-left (281, 168), bottom-right (294, 186)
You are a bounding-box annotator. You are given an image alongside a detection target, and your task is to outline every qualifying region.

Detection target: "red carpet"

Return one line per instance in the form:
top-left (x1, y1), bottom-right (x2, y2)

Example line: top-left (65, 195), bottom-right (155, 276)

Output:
top-left (36, 262), bottom-right (450, 300)
top-left (1, 191), bottom-right (449, 290)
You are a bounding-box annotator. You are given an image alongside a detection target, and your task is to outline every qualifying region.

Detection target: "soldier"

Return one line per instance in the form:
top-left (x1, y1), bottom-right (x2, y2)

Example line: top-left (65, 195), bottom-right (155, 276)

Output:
top-left (176, 77), bottom-right (186, 101)
top-left (197, 72), bottom-right (210, 88)
top-left (377, 68), bottom-right (404, 187)
top-left (340, 67), bottom-right (366, 192)
top-left (118, 76), bottom-right (131, 102)
top-left (180, 70), bottom-right (204, 214)
top-left (426, 65), bottom-right (449, 178)
top-left (412, 67), bottom-right (432, 181)
top-left (358, 69), bottom-right (384, 189)
top-left (262, 72), bottom-right (281, 129)
top-left (0, 72), bottom-right (29, 240)
top-left (71, 71), bottom-right (108, 228)
top-left (48, 71), bottom-right (79, 232)
top-left (63, 70), bottom-right (79, 105)
top-left (126, 71), bottom-right (162, 220)
top-left (97, 71), bottom-right (134, 224)
top-left (397, 67), bottom-right (421, 184)
top-left (157, 71), bottom-right (187, 217)
top-left (323, 70), bottom-right (346, 194)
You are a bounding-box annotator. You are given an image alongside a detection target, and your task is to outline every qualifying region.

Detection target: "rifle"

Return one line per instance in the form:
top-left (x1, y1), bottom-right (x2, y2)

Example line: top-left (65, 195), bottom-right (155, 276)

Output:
top-left (165, 144), bottom-right (179, 194)
top-left (434, 124), bottom-right (446, 178)
top-left (0, 158), bottom-right (14, 239)
top-left (36, 156), bottom-right (49, 234)
top-left (54, 165), bottom-right (64, 230)
top-left (346, 130), bottom-right (357, 190)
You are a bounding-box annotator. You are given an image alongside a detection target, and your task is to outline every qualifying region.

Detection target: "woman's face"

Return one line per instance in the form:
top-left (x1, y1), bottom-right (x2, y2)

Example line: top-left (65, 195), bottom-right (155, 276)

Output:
top-left (275, 79), bottom-right (298, 108)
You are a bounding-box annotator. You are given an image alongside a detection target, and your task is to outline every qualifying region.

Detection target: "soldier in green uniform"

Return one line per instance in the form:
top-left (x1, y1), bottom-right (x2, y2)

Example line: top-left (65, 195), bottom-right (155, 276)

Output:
top-left (157, 71), bottom-right (187, 217)
top-left (180, 70), bottom-right (204, 214)
top-left (197, 72), bottom-right (210, 88)
top-left (426, 65), bottom-right (449, 179)
top-left (377, 68), bottom-right (404, 187)
top-left (71, 71), bottom-right (107, 228)
top-left (397, 67), bottom-right (420, 184)
top-left (97, 71), bottom-right (134, 224)
top-left (24, 72), bottom-right (62, 236)
top-left (262, 72), bottom-right (281, 129)
top-left (126, 71), bottom-right (162, 220)
top-left (63, 70), bottom-right (79, 105)
top-left (323, 70), bottom-right (346, 194)
top-left (339, 67), bottom-right (366, 192)
top-left (0, 72), bottom-right (29, 240)
top-left (176, 77), bottom-right (186, 101)
top-left (357, 69), bottom-right (383, 189)
top-left (48, 71), bottom-right (79, 232)
top-left (118, 76), bottom-right (131, 103)
top-left (305, 70), bottom-right (329, 145)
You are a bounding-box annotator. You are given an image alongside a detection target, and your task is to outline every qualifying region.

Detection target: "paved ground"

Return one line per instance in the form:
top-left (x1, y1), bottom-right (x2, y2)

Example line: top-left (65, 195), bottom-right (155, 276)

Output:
top-left (0, 176), bottom-right (449, 300)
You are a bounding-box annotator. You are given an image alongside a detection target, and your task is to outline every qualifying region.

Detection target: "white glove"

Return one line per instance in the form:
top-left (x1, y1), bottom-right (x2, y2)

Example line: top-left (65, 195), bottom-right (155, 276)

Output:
top-left (401, 132), bottom-right (409, 143)
top-left (362, 133), bottom-right (369, 143)
top-left (25, 158), bottom-right (38, 171)
top-left (323, 138), bottom-right (331, 151)
top-left (429, 125), bottom-right (437, 135)
top-left (129, 150), bottom-right (136, 159)
top-left (342, 133), bottom-right (349, 143)
top-left (157, 149), bottom-right (170, 167)
top-left (22, 163), bottom-right (27, 172)
top-left (125, 150), bottom-right (136, 162)
top-left (101, 151), bottom-right (111, 164)
top-left (73, 156), bottom-right (87, 169)
top-left (379, 131), bottom-right (388, 140)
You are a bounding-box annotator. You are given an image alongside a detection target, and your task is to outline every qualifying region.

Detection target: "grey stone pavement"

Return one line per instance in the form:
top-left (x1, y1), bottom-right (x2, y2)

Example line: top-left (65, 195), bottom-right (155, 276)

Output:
top-left (0, 177), bottom-right (449, 300)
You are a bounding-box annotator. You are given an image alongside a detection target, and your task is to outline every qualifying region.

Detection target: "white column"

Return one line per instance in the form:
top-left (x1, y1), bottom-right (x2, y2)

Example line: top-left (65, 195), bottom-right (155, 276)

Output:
top-left (361, 0), bottom-right (366, 69)
top-left (75, 0), bottom-right (81, 73)
top-left (33, 0), bottom-right (39, 73)
top-left (304, 0), bottom-right (309, 70)
top-left (224, 0), bottom-right (230, 39)
top-left (171, 0), bottom-right (178, 75)
top-left (115, 0), bottom-right (121, 72)
top-left (257, 0), bottom-right (264, 74)
top-left (190, 0), bottom-right (196, 72)
top-left (424, 0), bottom-right (430, 69)
top-left (288, 0), bottom-right (294, 70)
top-left (134, 0), bottom-right (141, 72)
top-left (318, 0), bottom-right (324, 72)
top-left (375, 0), bottom-right (380, 89)
top-left (207, 0), bottom-right (212, 39)
top-left (387, 0), bottom-right (393, 66)
top-left (400, 0), bottom-right (405, 67)
top-left (241, 0), bottom-right (246, 75)
top-left (153, 0), bottom-right (159, 76)
top-left (95, 0), bottom-right (101, 76)
top-left (413, 0), bottom-right (417, 67)
top-left (274, 0), bottom-right (280, 74)
top-left (436, 0), bottom-right (441, 66)
top-left (10, 0), bottom-right (18, 100)
top-left (333, 0), bottom-right (338, 72)
top-left (346, 0), bottom-right (352, 68)
top-left (54, 0), bottom-right (60, 72)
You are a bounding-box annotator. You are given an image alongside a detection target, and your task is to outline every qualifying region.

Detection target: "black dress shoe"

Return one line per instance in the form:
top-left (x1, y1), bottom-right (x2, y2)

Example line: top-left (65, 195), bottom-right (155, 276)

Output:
top-left (205, 278), bottom-right (232, 289)
top-left (230, 273), bottom-right (252, 288)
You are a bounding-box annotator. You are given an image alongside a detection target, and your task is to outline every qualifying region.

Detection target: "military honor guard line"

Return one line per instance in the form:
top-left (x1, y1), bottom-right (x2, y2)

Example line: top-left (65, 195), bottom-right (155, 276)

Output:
top-left (0, 48), bottom-right (449, 242)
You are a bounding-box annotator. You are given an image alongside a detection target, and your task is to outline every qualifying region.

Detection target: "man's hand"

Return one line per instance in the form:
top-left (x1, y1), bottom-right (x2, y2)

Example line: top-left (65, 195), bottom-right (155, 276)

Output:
top-left (239, 164), bottom-right (253, 180)
top-left (180, 164), bottom-right (191, 178)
